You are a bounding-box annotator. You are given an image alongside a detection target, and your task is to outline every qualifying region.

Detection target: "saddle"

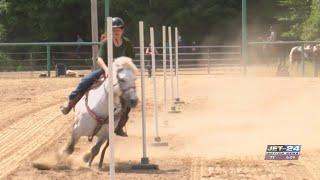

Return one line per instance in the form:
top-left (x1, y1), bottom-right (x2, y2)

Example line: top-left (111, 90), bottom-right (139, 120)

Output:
top-left (90, 75), bottom-right (106, 90)
top-left (85, 75), bottom-right (108, 123)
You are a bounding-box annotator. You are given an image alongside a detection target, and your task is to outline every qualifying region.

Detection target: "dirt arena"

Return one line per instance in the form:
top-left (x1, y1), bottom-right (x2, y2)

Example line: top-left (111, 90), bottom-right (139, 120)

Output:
top-left (1, 72), bottom-right (320, 180)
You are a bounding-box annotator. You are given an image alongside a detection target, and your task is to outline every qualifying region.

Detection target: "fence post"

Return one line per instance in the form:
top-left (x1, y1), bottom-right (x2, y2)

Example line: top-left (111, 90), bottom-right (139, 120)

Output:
top-left (301, 44), bottom-right (305, 77)
top-left (91, 0), bottom-right (99, 70)
top-left (30, 52), bottom-right (33, 71)
top-left (46, 45), bottom-right (51, 77)
top-left (207, 47), bottom-right (210, 74)
top-left (242, 0), bottom-right (248, 76)
top-left (314, 50), bottom-right (318, 77)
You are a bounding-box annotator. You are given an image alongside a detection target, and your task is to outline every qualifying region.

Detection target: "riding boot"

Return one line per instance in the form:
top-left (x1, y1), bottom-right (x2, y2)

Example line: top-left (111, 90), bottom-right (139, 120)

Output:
top-left (60, 92), bottom-right (85, 115)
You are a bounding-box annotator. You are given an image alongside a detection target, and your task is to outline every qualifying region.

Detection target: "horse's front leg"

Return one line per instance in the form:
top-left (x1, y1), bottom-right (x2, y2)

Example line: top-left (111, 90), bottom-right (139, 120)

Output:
top-left (83, 135), bottom-right (107, 167)
top-left (63, 130), bottom-right (81, 155)
top-left (98, 139), bottom-right (109, 169)
top-left (290, 61), bottom-right (298, 76)
top-left (97, 114), bottom-right (121, 169)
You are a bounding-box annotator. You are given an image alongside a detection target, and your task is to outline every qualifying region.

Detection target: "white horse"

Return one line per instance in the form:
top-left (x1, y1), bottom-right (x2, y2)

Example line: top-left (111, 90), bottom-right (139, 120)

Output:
top-left (289, 45), bottom-right (316, 65)
top-left (288, 45), bottom-right (317, 74)
top-left (62, 57), bottom-right (138, 169)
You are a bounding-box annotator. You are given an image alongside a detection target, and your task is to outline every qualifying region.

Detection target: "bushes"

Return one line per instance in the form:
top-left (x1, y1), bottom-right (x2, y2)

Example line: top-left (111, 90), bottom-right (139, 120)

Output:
top-left (0, 52), bottom-right (12, 68)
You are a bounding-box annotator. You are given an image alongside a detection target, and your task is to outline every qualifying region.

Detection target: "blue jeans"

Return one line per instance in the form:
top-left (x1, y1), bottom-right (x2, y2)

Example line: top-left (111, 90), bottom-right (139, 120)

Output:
top-left (69, 68), bottom-right (104, 100)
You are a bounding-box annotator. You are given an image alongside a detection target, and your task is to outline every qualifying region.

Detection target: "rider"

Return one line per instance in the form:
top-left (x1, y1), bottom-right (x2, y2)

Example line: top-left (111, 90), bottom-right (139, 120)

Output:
top-left (268, 26), bottom-right (277, 42)
top-left (60, 17), bottom-right (134, 137)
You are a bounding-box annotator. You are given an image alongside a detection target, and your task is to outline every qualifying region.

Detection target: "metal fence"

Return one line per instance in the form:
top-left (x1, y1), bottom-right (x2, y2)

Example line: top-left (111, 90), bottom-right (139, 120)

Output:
top-left (0, 43), bottom-right (242, 77)
top-left (247, 41), bottom-right (320, 77)
top-left (133, 45), bottom-right (241, 75)
top-left (0, 42), bottom-right (99, 78)
top-left (2, 41), bottom-right (319, 78)
top-left (0, 51), bottom-right (93, 71)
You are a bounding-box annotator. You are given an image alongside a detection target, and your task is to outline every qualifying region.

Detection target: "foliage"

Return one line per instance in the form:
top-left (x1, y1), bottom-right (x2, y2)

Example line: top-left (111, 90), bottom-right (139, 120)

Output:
top-left (0, 0), bottom-right (243, 45)
top-left (301, 0), bottom-right (320, 40)
top-left (1, 0), bottom-right (320, 45)
top-left (276, 0), bottom-right (312, 40)
top-left (0, 51), bottom-right (12, 67)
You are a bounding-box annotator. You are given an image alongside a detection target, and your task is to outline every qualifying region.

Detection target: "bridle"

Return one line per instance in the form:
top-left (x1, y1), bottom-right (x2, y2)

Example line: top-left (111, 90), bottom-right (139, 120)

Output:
top-left (115, 69), bottom-right (136, 95)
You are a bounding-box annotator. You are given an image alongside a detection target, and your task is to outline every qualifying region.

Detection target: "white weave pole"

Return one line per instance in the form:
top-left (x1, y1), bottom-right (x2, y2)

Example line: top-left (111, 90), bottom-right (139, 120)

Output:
top-left (149, 27), bottom-right (168, 147)
top-left (174, 27), bottom-right (183, 104)
top-left (139, 21), bottom-right (148, 162)
top-left (162, 26), bottom-right (167, 112)
top-left (168, 26), bottom-right (179, 113)
top-left (168, 27), bottom-right (174, 103)
top-left (150, 27), bottom-right (159, 139)
top-left (132, 21), bottom-right (158, 170)
top-left (106, 17), bottom-right (115, 180)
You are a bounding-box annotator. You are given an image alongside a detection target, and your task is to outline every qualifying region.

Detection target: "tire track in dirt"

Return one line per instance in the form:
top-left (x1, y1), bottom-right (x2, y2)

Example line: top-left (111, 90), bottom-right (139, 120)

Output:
top-left (0, 104), bottom-right (73, 179)
top-left (189, 158), bottom-right (203, 180)
top-left (0, 88), bottom-right (72, 131)
top-left (0, 107), bottom-right (61, 157)
top-left (300, 152), bottom-right (320, 179)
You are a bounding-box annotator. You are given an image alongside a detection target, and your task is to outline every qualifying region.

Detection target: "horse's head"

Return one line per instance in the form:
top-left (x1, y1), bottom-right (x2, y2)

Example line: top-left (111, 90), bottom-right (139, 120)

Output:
top-left (112, 57), bottom-right (139, 108)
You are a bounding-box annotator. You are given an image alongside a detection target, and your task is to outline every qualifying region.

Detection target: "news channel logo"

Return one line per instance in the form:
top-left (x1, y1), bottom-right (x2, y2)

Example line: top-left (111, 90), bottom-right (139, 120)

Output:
top-left (265, 145), bottom-right (301, 160)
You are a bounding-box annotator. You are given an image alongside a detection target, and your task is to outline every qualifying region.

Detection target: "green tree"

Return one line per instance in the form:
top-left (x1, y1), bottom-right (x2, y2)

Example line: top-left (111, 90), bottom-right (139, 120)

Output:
top-left (276, 0), bottom-right (312, 40)
top-left (301, 0), bottom-right (320, 40)
top-left (0, 0), bottom-right (291, 45)
top-left (0, 0), bottom-right (91, 42)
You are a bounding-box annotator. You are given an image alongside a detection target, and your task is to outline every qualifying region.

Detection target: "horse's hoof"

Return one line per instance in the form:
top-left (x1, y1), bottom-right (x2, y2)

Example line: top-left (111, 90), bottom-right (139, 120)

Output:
top-left (98, 165), bottom-right (103, 171)
top-left (63, 144), bottom-right (74, 155)
top-left (83, 153), bottom-right (91, 163)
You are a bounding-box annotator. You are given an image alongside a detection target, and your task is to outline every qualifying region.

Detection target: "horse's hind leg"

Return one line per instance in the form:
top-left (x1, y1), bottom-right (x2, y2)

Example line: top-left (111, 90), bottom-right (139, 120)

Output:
top-left (98, 139), bottom-right (109, 169)
top-left (83, 136), bottom-right (107, 167)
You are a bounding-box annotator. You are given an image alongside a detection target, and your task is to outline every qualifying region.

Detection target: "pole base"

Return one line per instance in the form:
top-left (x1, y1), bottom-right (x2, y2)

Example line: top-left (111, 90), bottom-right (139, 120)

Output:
top-left (39, 73), bottom-right (47, 78)
top-left (155, 136), bottom-right (161, 142)
top-left (174, 98), bottom-right (185, 104)
top-left (151, 137), bottom-right (169, 146)
top-left (131, 157), bottom-right (159, 170)
top-left (169, 106), bottom-right (181, 113)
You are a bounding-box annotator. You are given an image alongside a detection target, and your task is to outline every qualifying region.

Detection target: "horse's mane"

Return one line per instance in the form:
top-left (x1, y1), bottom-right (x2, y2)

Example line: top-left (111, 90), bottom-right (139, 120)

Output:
top-left (113, 56), bottom-right (138, 74)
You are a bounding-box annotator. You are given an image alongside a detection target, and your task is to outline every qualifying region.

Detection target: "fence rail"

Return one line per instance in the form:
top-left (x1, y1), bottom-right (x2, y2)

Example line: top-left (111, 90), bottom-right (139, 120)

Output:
top-left (1, 41), bottom-right (320, 78)
top-left (0, 43), bottom-right (242, 77)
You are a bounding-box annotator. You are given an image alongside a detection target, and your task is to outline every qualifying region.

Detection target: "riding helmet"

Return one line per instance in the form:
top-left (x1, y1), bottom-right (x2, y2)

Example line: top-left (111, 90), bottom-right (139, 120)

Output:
top-left (112, 17), bottom-right (125, 28)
